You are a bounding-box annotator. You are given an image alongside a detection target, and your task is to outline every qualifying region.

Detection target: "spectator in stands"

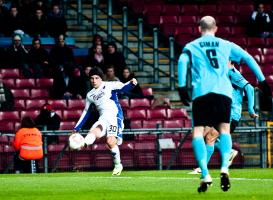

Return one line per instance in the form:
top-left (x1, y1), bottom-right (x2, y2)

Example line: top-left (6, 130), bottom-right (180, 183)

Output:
top-left (51, 66), bottom-right (82, 99)
top-left (13, 116), bottom-right (43, 173)
top-left (0, 77), bottom-right (14, 111)
top-left (47, 4), bottom-right (67, 38)
top-left (247, 3), bottom-right (270, 37)
top-left (35, 103), bottom-right (61, 144)
top-left (28, 38), bottom-right (50, 77)
top-left (88, 34), bottom-right (107, 56)
top-left (105, 65), bottom-right (120, 81)
top-left (28, 8), bottom-right (48, 37)
top-left (82, 66), bottom-right (93, 94)
top-left (5, 5), bottom-right (25, 36)
top-left (0, 4), bottom-right (7, 36)
top-left (32, 0), bottom-right (49, 15)
top-left (71, 67), bottom-right (87, 99)
top-left (6, 34), bottom-right (32, 78)
top-left (49, 34), bottom-right (75, 73)
top-left (87, 44), bottom-right (106, 72)
top-left (104, 41), bottom-right (126, 79)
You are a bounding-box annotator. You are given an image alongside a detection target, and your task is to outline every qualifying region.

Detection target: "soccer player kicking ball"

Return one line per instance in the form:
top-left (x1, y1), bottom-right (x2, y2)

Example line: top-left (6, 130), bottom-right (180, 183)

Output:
top-left (178, 16), bottom-right (271, 193)
top-left (69, 67), bottom-right (137, 176)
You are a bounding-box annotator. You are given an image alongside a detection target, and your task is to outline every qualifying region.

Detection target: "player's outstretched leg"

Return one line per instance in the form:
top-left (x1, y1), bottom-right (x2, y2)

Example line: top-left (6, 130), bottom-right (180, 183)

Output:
top-left (228, 149), bottom-right (238, 167)
top-left (220, 172), bottom-right (231, 192)
top-left (198, 174), bottom-right (212, 193)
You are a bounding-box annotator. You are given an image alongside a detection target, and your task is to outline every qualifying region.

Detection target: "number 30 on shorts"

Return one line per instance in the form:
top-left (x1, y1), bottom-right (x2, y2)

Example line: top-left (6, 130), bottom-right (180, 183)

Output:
top-left (108, 125), bottom-right (117, 133)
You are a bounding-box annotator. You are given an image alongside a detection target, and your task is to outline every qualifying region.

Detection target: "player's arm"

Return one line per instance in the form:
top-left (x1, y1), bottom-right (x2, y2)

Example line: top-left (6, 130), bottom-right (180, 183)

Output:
top-left (111, 79), bottom-right (137, 92)
top-left (177, 52), bottom-right (191, 106)
top-left (73, 97), bottom-right (92, 132)
top-left (244, 83), bottom-right (258, 118)
top-left (230, 43), bottom-right (272, 97)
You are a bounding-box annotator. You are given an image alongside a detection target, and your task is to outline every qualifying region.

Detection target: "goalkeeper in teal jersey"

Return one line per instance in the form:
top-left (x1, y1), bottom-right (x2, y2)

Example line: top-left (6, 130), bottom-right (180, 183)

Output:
top-left (177, 16), bottom-right (271, 193)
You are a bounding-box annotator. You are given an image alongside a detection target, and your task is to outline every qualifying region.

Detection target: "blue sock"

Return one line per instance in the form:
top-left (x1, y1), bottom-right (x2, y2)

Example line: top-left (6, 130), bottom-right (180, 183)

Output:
top-left (206, 144), bottom-right (215, 164)
top-left (214, 139), bottom-right (221, 150)
top-left (192, 136), bottom-right (209, 178)
top-left (219, 133), bottom-right (232, 172)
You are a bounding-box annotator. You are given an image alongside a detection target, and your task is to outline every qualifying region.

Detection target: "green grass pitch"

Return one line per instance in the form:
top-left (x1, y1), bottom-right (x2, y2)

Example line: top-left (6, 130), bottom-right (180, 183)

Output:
top-left (0, 169), bottom-right (273, 200)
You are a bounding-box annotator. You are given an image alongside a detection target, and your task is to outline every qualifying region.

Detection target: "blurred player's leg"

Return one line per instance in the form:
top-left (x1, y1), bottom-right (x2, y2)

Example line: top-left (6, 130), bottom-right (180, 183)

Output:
top-left (107, 136), bottom-right (123, 176)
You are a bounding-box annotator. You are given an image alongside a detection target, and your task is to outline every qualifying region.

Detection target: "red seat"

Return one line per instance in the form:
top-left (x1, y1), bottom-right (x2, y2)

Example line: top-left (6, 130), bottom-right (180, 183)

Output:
top-left (36, 78), bottom-right (54, 88)
top-left (247, 37), bottom-right (265, 47)
top-left (162, 4), bottom-right (180, 15)
top-left (260, 55), bottom-right (273, 64)
top-left (130, 98), bottom-right (151, 108)
top-left (160, 15), bottom-right (178, 25)
top-left (178, 15), bottom-right (197, 25)
top-left (181, 5), bottom-right (199, 14)
top-left (0, 111), bottom-right (20, 122)
top-left (176, 34), bottom-right (193, 46)
top-left (67, 99), bottom-right (85, 110)
top-left (265, 38), bottom-right (273, 46)
top-left (30, 89), bottom-right (49, 99)
top-left (119, 99), bottom-right (129, 109)
top-left (142, 88), bottom-right (153, 96)
top-left (15, 79), bottom-right (35, 88)
top-left (25, 99), bottom-right (46, 110)
top-left (11, 89), bottom-right (30, 99)
top-left (59, 121), bottom-right (76, 130)
top-left (163, 119), bottom-right (184, 128)
top-left (0, 68), bottom-right (20, 78)
top-left (20, 110), bottom-right (40, 119)
top-left (218, 5), bottom-right (236, 15)
top-left (14, 99), bottom-right (26, 110)
top-left (127, 109), bottom-right (146, 120)
top-left (2, 79), bottom-right (15, 88)
top-left (162, 24), bottom-right (176, 36)
top-left (147, 108), bottom-right (167, 119)
top-left (237, 4), bottom-right (254, 15)
top-left (62, 110), bottom-right (82, 121)
top-left (199, 5), bottom-right (218, 15)
top-left (134, 142), bottom-right (156, 168)
top-left (216, 26), bottom-right (231, 38)
top-left (0, 122), bottom-right (14, 132)
top-left (174, 26), bottom-right (193, 36)
top-left (47, 99), bottom-right (67, 110)
top-left (146, 15), bottom-right (160, 25)
top-left (231, 26), bottom-right (246, 36)
top-left (142, 120), bottom-right (162, 128)
top-left (246, 47), bottom-right (263, 57)
top-left (216, 16), bottom-right (234, 25)
top-left (261, 64), bottom-right (273, 75)
top-left (262, 48), bottom-right (273, 56)
top-left (167, 108), bottom-right (188, 119)
top-left (229, 37), bottom-right (247, 47)
top-left (143, 4), bottom-right (162, 16)
top-left (130, 120), bottom-right (142, 129)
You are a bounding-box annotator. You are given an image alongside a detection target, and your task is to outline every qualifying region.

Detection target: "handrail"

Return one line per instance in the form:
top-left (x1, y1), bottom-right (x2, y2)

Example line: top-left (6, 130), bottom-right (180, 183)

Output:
top-left (169, 36), bottom-right (175, 91)
top-left (153, 28), bottom-right (159, 83)
top-left (122, 7), bottom-right (128, 59)
top-left (107, 0), bottom-right (113, 42)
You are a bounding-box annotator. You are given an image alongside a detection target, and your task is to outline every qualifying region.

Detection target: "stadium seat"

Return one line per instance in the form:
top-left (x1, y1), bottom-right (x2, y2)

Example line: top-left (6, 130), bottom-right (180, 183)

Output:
top-left (67, 99), bottom-right (85, 110)
top-left (216, 26), bottom-right (231, 38)
top-left (261, 64), bottom-right (273, 75)
top-left (14, 99), bottom-right (26, 111)
top-left (25, 99), bottom-right (46, 110)
top-left (246, 47), bottom-right (263, 57)
top-left (199, 5), bottom-right (218, 15)
top-left (11, 89), bottom-right (30, 99)
top-left (143, 4), bottom-right (162, 16)
top-left (0, 68), bottom-right (20, 78)
top-left (62, 110), bottom-right (82, 121)
top-left (174, 27), bottom-right (193, 36)
top-left (36, 78), bottom-right (54, 88)
top-left (175, 34), bottom-right (193, 46)
top-left (260, 55), bottom-right (273, 64)
top-left (178, 15), bottom-right (197, 25)
top-left (147, 108), bottom-right (167, 119)
top-left (30, 89), bottom-right (49, 99)
top-left (265, 38), bottom-right (273, 46)
top-left (47, 100), bottom-right (67, 110)
top-left (146, 15), bottom-right (160, 26)
top-left (119, 142), bottom-right (135, 168)
top-left (0, 111), bottom-right (20, 122)
top-left (15, 79), bottom-right (35, 88)
top-left (162, 24), bottom-right (177, 36)
top-left (181, 5), bottom-right (199, 14)
top-left (92, 143), bottom-right (113, 169)
top-left (218, 5), bottom-right (236, 15)
top-left (229, 37), bottom-right (247, 47)
top-left (60, 121), bottom-right (76, 130)
top-left (127, 109), bottom-right (146, 120)
top-left (247, 37), bottom-right (265, 47)
top-left (237, 4), bottom-right (254, 15)
top-left (184, 119), bottom-right (192, 128)
top-left (119, 99), bottom-right (129, 109)
top-left (231, 26), bottom-right (246, 36)
top-left (130, 98), bottom-right (151, 109)
top-left (142, 88), bottom-right (153, 96)
top-left (162, 4), bottom-right (180, 16)
top-left (0, 122), bottom-right (14, 132)
top-left (262, 47), bottom-right (273, 56)
top-left (163, 119), bottom-right (184, 128)
top-left (130, 120), bottom-right (142, 129)
top-left (160, 15), bottom-right (178, 25)
top-left (134, 142), bottom-right (156, 168)
top-left (20, 110), bottom-right (40, 119)
top-left (215, 16), bottom-right (234, 25)
top-left (136, 134), bottom-right (157, 141)
top-left (2, 79), bottom-right (15, 88)
top-left (142, 120), bottom-right (163, 128)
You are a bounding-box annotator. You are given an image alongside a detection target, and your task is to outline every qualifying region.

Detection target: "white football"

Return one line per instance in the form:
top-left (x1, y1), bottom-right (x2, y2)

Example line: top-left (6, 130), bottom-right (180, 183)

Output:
top-left (69, 133), bottom-right (85, 150)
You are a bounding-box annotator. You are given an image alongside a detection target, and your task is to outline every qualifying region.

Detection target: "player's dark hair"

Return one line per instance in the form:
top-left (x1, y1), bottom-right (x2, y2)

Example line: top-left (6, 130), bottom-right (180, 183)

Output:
top-left (89, 67), bottom-right (104, 80)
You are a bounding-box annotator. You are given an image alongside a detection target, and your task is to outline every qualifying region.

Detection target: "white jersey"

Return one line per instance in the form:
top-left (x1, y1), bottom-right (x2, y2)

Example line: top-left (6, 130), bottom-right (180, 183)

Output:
top-left (74, 81), bottom-right (134, 131)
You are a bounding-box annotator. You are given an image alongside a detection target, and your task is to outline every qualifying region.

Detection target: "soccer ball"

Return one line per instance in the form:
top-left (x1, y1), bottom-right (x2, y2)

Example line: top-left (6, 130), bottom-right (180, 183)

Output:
top-left (69, 133), bottom-right (85, 150)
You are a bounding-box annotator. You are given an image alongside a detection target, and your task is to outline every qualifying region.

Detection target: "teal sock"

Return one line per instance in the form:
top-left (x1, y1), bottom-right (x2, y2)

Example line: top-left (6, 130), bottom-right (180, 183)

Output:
top-left (219, 133), bottom-right (232, 172)
top-left (192, 136), bottom-right (209, 178)
top-left (206, 144), bottom-right (215, 164)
